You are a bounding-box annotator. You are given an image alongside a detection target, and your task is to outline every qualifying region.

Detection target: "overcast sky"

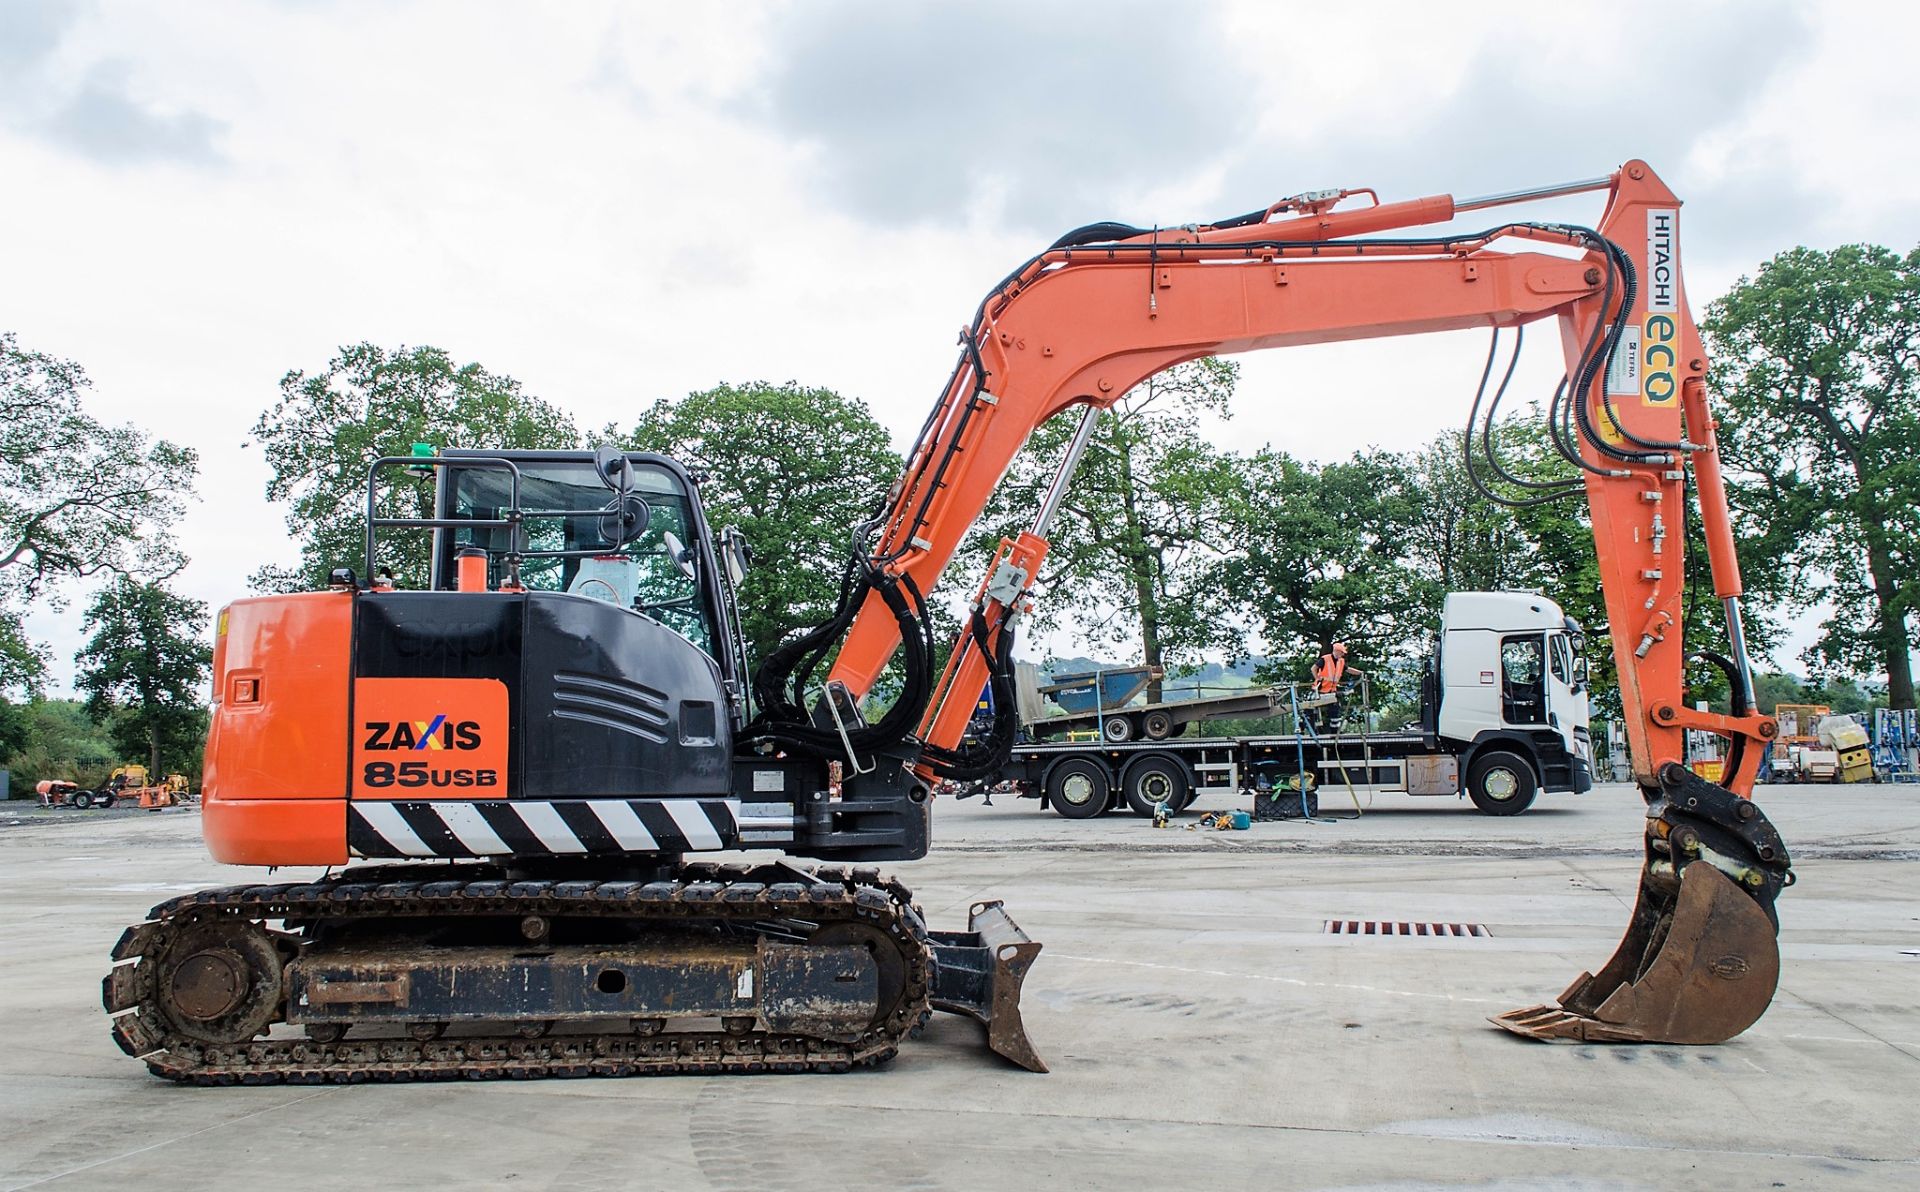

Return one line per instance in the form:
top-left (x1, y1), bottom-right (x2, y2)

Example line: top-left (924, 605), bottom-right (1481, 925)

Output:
top-left (4, 0), bottom-right (1916, 692)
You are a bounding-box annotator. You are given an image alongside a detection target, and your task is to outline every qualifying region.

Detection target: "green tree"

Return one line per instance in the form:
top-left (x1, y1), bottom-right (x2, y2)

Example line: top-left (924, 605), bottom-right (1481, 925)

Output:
top-left (2, 699), bottom-right (119, 792)
top-left (1217, 448), bottom-right (1433, 688)
top-left (0, 331), bottom-right (198, 692)
top-left (1403, 427), bottom-right (1541, 598)
top-left (251, 343), bottom-right (580, 591)
top-left (74, 578), bottom-right (212, 776)
top-left (0, 697), bottom-right (30, 764)
top-left (1705, 244), bottom-right (1920, 708)
top-left (1806, 676), bottom-right (1882, 717)
top-left (618, 381), bottom-right (901, 664)
top-left (1749, 670), bottom-right (1807, 715)
top-left (972, 359), bottom-right (1242, 699)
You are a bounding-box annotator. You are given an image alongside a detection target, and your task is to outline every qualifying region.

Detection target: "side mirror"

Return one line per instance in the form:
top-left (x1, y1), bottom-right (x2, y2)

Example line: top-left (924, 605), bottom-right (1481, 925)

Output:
top-left (661, 530), bottom-right (697, 579)
top-left (598, 493), bottom-right (651, 547)
top-left (721, 528), bottom-right (751, 586)
top-left (592, 444), bottom-right (635, 494)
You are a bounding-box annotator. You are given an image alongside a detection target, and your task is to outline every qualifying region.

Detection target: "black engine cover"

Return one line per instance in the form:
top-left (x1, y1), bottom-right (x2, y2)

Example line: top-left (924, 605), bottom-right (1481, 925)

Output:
top-left (353, 591), bottom-right (732, 799)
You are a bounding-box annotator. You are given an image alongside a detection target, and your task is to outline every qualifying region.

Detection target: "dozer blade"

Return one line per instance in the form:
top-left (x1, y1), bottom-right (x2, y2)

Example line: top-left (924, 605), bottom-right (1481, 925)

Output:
top-left (1492, 762), bottom-right (1793, 1046)
top-left (928, 900), bottom-right (1047, 1072)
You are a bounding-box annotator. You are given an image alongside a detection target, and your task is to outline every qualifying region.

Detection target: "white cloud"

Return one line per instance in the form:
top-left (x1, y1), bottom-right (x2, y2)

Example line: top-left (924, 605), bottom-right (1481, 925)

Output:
top-left (3, 0), bottom-right (1914, 691)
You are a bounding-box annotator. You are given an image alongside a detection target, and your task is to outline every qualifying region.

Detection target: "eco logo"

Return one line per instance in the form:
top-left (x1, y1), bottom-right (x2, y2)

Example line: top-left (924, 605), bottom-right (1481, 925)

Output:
top-left (1642, 208), bottom-right (1679, 408)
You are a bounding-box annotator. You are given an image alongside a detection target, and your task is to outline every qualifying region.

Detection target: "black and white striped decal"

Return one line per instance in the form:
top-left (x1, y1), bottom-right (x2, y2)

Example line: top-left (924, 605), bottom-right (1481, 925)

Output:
top-left (348, 799), bottom-right (750, 859)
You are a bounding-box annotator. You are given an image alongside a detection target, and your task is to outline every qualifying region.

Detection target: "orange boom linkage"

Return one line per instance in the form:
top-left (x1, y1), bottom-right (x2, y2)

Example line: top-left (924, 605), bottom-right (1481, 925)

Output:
top-left (801, 159), bottom-right (1790, 1044)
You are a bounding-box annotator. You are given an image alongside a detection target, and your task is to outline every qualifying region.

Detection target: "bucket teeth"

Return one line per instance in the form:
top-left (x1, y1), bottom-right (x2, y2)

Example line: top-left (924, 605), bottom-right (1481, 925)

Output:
top-left (1490, 1004), bottom-right (1652, 1043)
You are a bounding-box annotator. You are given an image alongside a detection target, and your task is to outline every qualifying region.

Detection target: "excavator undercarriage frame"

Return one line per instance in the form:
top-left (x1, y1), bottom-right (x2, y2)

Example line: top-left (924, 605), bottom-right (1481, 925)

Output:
top-left (106, 863), bottom-right (1045, 1083)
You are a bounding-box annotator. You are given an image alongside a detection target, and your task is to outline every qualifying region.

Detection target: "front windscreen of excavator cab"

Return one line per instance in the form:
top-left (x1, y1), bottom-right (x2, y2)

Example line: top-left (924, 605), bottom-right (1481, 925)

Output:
top-left (431, 455), bottom-right (718, 654)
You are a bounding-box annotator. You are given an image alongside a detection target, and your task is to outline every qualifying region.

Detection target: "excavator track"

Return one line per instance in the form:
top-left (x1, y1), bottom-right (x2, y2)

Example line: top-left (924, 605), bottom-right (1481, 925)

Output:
top-left (103, 862), bottom-right (938, 1085)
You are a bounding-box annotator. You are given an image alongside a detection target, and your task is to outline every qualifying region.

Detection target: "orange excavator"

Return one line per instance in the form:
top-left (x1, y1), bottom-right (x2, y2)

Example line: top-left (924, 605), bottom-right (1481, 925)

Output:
top-left (104, 159), bottom-right (1789, 1084)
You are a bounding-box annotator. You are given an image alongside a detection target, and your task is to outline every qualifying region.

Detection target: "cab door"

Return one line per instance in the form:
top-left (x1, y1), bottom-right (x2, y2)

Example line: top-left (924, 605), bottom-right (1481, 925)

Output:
top-left (1500, 634), bottom-right (1547, 725)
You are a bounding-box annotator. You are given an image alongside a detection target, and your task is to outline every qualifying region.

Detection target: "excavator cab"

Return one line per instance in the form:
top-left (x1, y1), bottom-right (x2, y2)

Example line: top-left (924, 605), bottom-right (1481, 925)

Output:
top-left (430, 451), bottom-right (735, 662)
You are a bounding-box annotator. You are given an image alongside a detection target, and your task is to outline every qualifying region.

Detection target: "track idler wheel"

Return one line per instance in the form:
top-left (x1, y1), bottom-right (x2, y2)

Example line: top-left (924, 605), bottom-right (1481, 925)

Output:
top-left (1493, 763), bottom-right (1793, 1045)
top-left (154, 919), bottom-right (287, 1045)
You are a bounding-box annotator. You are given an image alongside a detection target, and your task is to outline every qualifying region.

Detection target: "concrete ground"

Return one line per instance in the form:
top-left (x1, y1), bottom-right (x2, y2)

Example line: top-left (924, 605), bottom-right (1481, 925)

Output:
top-left (1, 782), bottom-right (1915, 1191)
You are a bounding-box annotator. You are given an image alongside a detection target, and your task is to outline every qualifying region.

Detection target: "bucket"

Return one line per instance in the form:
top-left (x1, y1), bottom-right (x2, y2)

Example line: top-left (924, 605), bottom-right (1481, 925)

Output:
top-left (1230, 810), bottom-right (1250, 830)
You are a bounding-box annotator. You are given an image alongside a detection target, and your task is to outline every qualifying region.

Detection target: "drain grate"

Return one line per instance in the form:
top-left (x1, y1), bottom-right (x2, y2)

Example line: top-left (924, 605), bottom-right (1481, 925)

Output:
top-left (1324, 920), bottom-right (1490, 937)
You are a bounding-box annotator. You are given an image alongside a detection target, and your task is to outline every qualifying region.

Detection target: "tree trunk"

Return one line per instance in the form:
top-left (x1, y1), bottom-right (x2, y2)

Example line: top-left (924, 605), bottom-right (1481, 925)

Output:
top-left (1136, 571), bottom-right (1165, 703)
top-left (1116, 446), bottom-right (1165, 701)
top-left (149, 724), bottom-right (161, 777)
top-left (1865, 533), bottom-right (1916, 709)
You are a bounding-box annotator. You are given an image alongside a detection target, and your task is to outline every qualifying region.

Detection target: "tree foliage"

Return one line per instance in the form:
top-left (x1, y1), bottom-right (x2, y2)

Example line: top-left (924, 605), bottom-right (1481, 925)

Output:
top-left (0, 697), bottom-right (30, 762)
top-left (0, 331), bottom-right (198, 692)
top-left (1, 698), bottom-right (118, 791)
top-left (1748, 669), bottom-right (1882, 717)
top-left (619, 382), bottom-right (900, 663)
top-left (1706, 244), bottom-right (1920, 708)
top-left (1218, 448), bottom-right (1434, 687)
top-left (75, 578), bottom-right (212, 775)
top-left (1402, 428), bottom-right (1549, 598)
top-left (251, 343), bottom-right (580, 591)
top-left (973, 359), bottom-right (1241, 698)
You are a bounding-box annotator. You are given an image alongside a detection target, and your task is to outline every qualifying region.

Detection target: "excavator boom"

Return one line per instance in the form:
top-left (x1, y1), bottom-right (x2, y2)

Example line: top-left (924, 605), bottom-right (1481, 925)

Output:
top-left (777, 159), bottom-right (1791, 1046)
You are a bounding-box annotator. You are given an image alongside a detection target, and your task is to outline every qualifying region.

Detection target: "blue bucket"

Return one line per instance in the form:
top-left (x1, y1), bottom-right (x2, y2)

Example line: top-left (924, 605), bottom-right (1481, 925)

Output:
top-left (1230, 810), bottom-right (1250, 830)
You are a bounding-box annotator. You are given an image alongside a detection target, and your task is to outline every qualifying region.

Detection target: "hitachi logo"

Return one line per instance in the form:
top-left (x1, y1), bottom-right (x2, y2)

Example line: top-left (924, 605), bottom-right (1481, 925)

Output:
top-left (1646, 209), bottom-right (1677, 313)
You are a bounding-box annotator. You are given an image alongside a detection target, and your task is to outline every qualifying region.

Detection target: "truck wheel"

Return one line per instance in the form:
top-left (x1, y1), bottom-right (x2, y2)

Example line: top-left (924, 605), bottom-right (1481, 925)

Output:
top-left (1466, 751), bottom-right (1537, 815)
top-left (1141, 710), bottom-right (1175, 740)
top-left (1123, 754), bottom-right (1190, 817)
top-left (1101, 716), bottom-right (1135, 743)
top-left (97, 792), bottom-right (117, 809)
top-left (1046, 758), bottom-right (1111, 820)
top-left (70, 791), bottom-right (94, 810)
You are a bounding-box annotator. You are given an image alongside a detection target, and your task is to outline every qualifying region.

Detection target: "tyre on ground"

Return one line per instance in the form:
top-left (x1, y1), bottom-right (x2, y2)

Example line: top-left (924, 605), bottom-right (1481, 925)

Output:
top-left (1465, 749), bottom-right (1538, 815)
top-left (1045, 757), bottom-right (1112, 820)
top-left (69, 790), bottom-right (93, 809)
top-left (1122, 753), bottom-right (1191, 817)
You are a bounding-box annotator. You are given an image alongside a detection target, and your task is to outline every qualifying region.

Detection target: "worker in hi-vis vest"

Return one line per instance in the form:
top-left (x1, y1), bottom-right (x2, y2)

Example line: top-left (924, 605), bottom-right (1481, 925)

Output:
top-left (1309, 643), bottom-right (1348, 730)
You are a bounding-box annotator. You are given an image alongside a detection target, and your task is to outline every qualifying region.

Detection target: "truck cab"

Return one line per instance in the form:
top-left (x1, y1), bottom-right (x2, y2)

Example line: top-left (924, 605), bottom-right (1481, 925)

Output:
top-left (1428, 591), bottom-right (1594, 810)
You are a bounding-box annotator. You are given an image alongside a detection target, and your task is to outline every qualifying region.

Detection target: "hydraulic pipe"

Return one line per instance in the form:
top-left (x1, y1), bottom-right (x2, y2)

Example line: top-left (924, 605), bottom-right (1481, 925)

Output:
top-left (1030, 405), bottom-right (1103, 538)
top-left (1454, 175), bottom-right (1614, 213)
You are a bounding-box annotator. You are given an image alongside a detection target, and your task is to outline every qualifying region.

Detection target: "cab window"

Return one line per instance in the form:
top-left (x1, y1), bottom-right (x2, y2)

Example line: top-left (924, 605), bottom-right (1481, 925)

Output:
top-left (441, 459), bottom-right (715, 655)
top-left (1500, 634), bottom-right (1546, 724)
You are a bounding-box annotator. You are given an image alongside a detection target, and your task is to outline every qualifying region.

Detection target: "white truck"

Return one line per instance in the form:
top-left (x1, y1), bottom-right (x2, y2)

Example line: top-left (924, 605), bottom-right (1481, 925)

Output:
top-left (996, 592), bottom-right (1595, 818)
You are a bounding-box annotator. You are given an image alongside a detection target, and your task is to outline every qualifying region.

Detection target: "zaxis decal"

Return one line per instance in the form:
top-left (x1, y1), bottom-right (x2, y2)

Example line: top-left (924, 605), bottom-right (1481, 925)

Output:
top-left (352, 677), bottom-right (509, 799)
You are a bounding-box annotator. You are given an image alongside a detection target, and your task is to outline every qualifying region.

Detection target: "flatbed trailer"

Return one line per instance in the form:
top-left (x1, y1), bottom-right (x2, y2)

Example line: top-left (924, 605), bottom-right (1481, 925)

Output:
top-left (1002, 720), bottom-right (1590, 820)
